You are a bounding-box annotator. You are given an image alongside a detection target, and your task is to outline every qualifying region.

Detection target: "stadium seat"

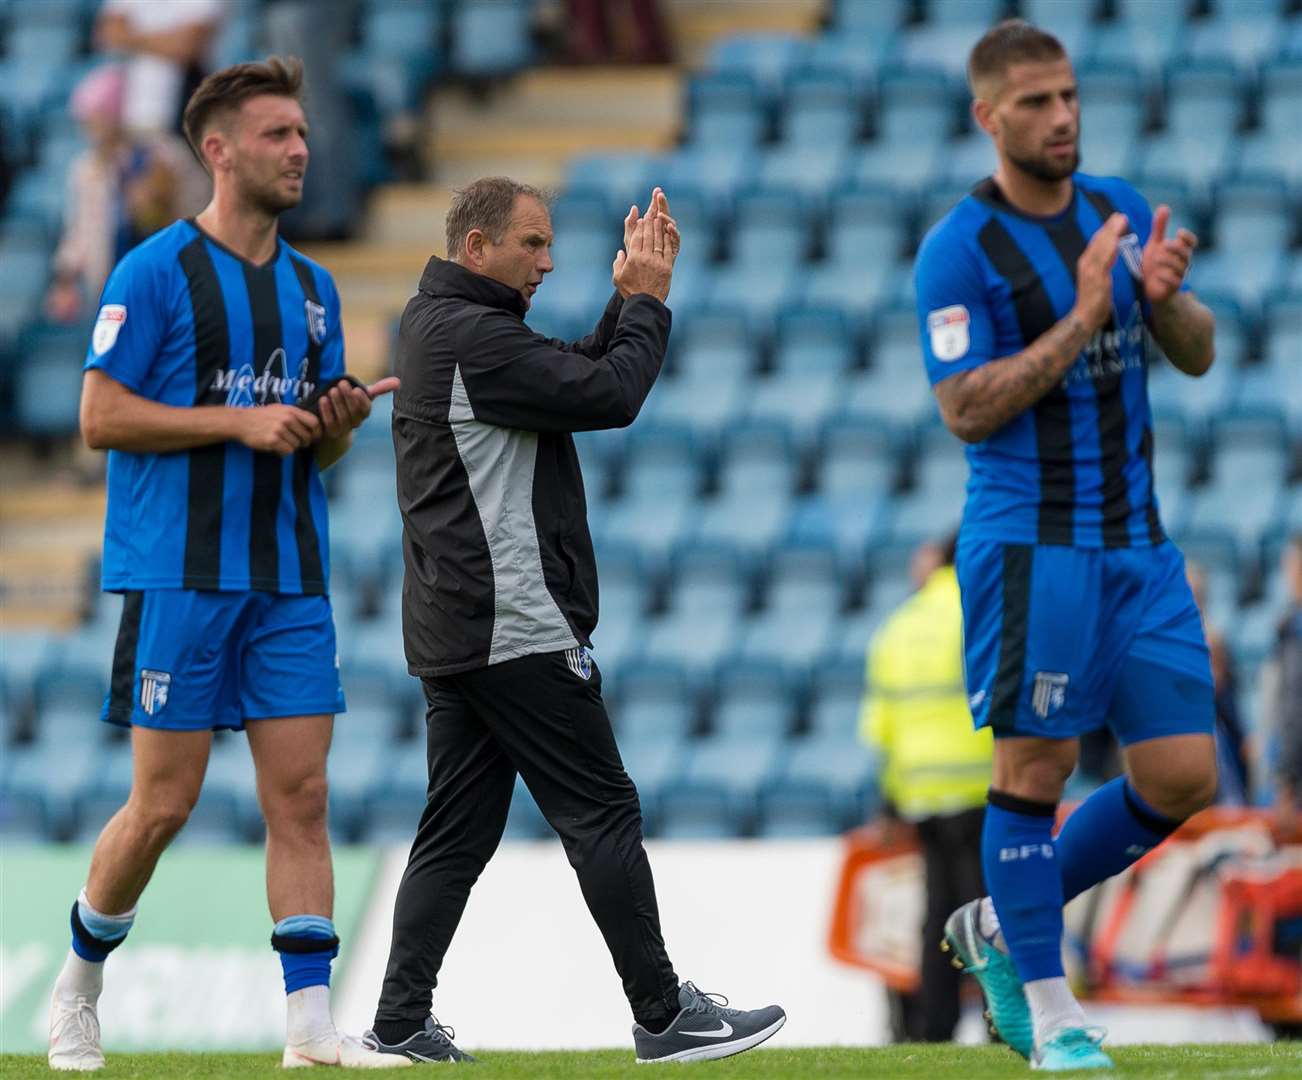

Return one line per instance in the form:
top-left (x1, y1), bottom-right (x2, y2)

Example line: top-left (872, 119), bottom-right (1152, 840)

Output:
top-left (361, 749), bottom-right (435, 844)
top-left (548, 192), bottom-right (619, 269)
top-left (876, 69), bottom-right (956, 147)
top-left (754, 779), bottom-right (843, 837)
top-left (834, 0), bottom-right (910, 33)
top-left (450, 0), bottom-right (534, 78)
top-left (565, 153), bottom-right (662, 212)
top-left (611, 661), bottom-right (697, 744)
top-left (1164, 60), bottom-right (1243, 142)
top-left (799, 33), bottom-right (891, 96)
top-left (685, 71), bottom-right (766, 148)
top-left (780, 69), bottom-right (860, 149)
top-left (772, 732), bottom-right (878, 826)
top-left (807, 657), bottom-right (867, 739)
top-left (1212, 176), bottom-right (1292, 256)
top-left (758, 145), bottom-right (853, 206)
top-left (662, 146), bottom-right (758, 214)
top-left (709, 661), bottom-right (797, 739)
top-left (1087, 18), bottom-right (1184, 76)
top-left (1182, 7), bottom-right (1284, 72)
top-left (708, 34), bottom-right (809, 102)
top-left (693, 425), bottom-right (796, 553)
top-left (1260, 60), bottom-right (1302, 137)
top-left (659, 733), bottom-right (781, 838)
top-left (942, 134), bottom-right (998, 188)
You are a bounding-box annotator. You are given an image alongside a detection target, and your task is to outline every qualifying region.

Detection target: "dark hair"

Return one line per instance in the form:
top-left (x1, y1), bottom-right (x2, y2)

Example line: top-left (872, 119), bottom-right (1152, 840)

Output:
top-left (967, 19), bottom-right (1067, 96)
top-left (182, 56), bottom-right (305, 167)
top-left (445, 177), bottom-right (551, 260)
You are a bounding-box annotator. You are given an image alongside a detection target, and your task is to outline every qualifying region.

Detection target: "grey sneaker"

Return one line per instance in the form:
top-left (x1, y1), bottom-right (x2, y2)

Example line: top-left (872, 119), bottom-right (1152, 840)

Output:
top-left (632, 981), bottom-right (786, 1064)
top-left (361, 1016), bottom-right (474, 1064)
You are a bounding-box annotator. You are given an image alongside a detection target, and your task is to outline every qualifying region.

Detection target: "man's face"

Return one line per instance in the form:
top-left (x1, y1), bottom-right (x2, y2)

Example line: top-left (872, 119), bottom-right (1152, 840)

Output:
top-left (476, 196), bottom-right (554, 308)
top-left (213, 94), bottom-right (309, 215)
top-left (980, 58), bottom-right (1080, 183)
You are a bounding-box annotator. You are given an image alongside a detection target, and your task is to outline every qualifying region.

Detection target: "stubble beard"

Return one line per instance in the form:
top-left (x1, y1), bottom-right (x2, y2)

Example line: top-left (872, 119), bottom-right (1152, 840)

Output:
top-left (1009, 142), bottom-right (1080, 183)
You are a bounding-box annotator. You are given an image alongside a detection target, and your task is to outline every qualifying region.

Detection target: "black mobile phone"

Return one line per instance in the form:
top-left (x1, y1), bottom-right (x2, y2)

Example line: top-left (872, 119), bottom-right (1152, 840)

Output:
top-left (295, 374), bottom-right (367, 417)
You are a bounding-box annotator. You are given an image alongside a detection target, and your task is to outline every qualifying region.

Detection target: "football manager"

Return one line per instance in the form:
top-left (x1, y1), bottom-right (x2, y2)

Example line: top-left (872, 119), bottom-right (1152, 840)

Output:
top-left (364, 177), bottom-right (786, 1065)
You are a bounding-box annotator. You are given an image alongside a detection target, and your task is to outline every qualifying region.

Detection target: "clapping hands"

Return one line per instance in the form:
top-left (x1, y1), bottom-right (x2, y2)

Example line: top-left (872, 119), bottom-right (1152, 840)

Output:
top-left (613, 187), bottom-right (680, 303)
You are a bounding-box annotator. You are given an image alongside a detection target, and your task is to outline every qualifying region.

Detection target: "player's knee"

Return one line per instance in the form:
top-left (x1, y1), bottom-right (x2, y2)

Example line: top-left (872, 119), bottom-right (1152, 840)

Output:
top-left (266, 771), bottom-right (330, 831)
top-left (1137, 765), bottom-right (1217, 821)
top-left (132, 796), bottom-right (194, 845)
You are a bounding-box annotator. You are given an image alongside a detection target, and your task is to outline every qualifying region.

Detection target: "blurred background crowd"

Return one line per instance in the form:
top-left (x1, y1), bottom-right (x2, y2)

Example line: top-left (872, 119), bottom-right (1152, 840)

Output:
top-left (0, 0), bottom-right (1299, 848)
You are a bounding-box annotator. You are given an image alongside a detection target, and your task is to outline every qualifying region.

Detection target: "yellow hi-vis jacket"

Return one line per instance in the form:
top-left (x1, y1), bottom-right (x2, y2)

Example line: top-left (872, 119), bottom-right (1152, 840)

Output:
top-left (860, 566), bottom-right (992, 821)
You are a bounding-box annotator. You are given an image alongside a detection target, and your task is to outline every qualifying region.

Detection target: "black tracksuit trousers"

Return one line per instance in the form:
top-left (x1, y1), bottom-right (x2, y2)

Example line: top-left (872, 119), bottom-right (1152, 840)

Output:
top-left (373, 650), bottom-right (681, 1027)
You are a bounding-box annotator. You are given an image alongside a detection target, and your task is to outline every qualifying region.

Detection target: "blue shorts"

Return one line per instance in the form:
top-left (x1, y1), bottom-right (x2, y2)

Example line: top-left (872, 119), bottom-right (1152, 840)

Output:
top-left (956, 539), bottom-right (1214, 744)
top-left (102, 590), bottom-right (346, 731)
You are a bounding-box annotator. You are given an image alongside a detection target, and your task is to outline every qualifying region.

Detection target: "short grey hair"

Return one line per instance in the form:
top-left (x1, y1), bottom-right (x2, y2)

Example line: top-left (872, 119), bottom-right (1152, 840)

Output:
top-left (445, 176), bottom-right (552, 259)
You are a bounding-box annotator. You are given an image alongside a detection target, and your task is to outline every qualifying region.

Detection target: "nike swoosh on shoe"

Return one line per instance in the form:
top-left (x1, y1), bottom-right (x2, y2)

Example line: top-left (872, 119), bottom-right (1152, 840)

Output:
top-left (681, 1022), bottom-right (733, 1038)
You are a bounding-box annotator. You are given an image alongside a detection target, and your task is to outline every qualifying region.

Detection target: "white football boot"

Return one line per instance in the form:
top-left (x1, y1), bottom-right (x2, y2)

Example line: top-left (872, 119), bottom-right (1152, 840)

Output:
top-left (48, 992), bottom-right (104, 1072)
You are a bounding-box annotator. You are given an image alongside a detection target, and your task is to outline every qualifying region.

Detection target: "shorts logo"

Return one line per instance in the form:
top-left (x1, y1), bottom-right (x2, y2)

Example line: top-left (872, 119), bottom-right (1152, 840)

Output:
top-left (1031, 671), bottom-right (1069, 719)
top-left (140, 669), bottom-right (171, 716)
top-left (305, 300), bottom-right (328, 345)
top-left (92, 304), bottom-right (127, 356)
top-left (927, 304), bottom-right (970, 362)
top-left (564, 647), bottom-right (592, 681)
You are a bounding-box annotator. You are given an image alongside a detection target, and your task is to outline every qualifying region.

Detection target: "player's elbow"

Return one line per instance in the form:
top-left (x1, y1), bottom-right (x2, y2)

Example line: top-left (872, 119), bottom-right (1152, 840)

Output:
top-left (80, 397), bottom-right (109, 450)
top-left (940, 407), bottom-right (986, 445)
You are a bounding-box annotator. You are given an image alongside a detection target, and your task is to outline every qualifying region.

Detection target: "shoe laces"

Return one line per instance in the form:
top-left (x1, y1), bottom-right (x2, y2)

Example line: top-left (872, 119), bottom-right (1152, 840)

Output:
top-left (681, 981), bottom-right (740, 1018)
top-left (53, 997), bottom-right (100, 1054)
top-left (427, 1014), bottom-right (457, 1045)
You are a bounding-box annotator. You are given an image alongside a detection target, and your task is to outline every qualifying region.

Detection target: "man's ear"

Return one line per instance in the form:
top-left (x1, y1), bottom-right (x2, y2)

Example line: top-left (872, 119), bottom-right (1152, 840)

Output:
top-left (464, 228), bottom-right (486, 265)
top-left (972, 98), bottom-right (998, 138)
top-left (201, 130), bottom-right (228, 174)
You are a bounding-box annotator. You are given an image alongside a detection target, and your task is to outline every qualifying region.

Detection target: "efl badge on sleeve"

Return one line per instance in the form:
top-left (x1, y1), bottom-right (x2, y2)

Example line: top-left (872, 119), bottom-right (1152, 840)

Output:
top-left (92, 305), bottom-right (127, 356)
top-left (927, 305), bottom-right (970, 362)
top-left (140, 669), bottom-right (171, 716)
top-left (305, 300), bottom-right (328, 346)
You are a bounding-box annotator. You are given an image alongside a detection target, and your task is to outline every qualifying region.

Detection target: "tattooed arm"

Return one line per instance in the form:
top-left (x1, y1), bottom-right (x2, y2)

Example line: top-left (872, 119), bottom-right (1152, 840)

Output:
top-left (1140, 205), bottom-right (1215, 378)
top-left (929, 212), bottom-right (1131, 445)
top-left (933, 313), bottom-right (1093, 444)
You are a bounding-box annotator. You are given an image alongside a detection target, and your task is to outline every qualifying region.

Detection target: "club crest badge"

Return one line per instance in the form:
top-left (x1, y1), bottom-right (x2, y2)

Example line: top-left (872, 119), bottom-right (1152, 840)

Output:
top-left (1118, 232), bottom-right (1144, 281)
top-left (1031, 672), bottom-right (1069, 719)
top-left (140, 669), bottom-right (171, 716)
top-left (564, 647), bottom-right (593, 681)
top-left (305, 299), bottom-right (328, 346)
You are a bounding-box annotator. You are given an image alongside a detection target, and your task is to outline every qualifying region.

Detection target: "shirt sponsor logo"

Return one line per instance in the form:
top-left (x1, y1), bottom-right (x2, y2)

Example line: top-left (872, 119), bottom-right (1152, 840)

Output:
top-left (1031, 671), bottom-right (1069, 719)
top-left (210, 350), bottom-right (315, 408)
top-left (927, 304), bottom-right (970, 362)
top-left (140, 669), bottom-right (171, 716)
top-left (92, 304), bottom-right (127, 356)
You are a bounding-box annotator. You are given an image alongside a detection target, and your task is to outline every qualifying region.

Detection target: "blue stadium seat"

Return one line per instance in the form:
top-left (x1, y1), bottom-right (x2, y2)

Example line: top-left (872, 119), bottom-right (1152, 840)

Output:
top-left (3, 740), bottom-right (103, 840)
top-left (819, 416), bottom-right (897, 501)
top-left (781, 69), bottom-right (860, 148)
top-left (758, 145), bottom-right (852, 205)
top-left (1076, 61), bottom-right (1145, 176)
top-left (549, 192), bottom-right (619, 269)
top-left (659, 733), bottom-right (780, 837)
top-left (1188, 251), bottom-right (1286, 315)
top-left (1259, 61), bottom-right (1302, 137)
top-left (565, 153), bottom-right (662, 211)
top-left (1147, 341), bottom-right (1237, 426)
top-left (693, 424), bottom-right (796, 552)
top-left (1136, 175), bottom-right (1205, 239)
top-left (450, 0), bottom-right (533, 78)
top-left (1087, 18), bottom-right (1184, 75)
top-left (772, 732), bottom-right (878, 825)
top-left (710, 661), bottom-right (797, 739)
top-left (916, 181), bottom-right (975, 242)
top-left (834, 0), bottom-right (910, 33)
top-left (1113, 0), bottom-right (1193, 27)
top-left (662, 146), bottom-right (758, 214)
top-left (876, 69), bottom-right (956, 146)
top-left (755, 780), bottom-right (842, 837)
top-left (709, 34), bottom-right (809, 102)
top-left (1232, 132), bottom-right (1302, 187)
top-left (30, 666), bottom-right (107, 746)
top-left (800, 33), bottom-right (891, 95)
top-left (802, 259), bottom-right (899, 323)
top-left (1263, 294), bottom-right (1302, 373)
top-left (611, 661), bottom-right (696, 743)
top-left (942, 133), bottom-right (998, 188)
top-left (685, 71), bottom-right (766, 148)
top-left (663, 542), bottom-right (752, 620)
top-left (1212, 176), bottom-right (1292, 256)
top-left (356, 1), bottom-right (446, 111)
top-left (1021, 0), bottom-right (1100, 32)
top-left (1149, 412), bottom-right (1195, 533)
top-left (825, 185), bottom-right (909, 267)
top-left (896, 25), bottom-right (992, 80)
top-left (3, 22), bottom-right (79, 65)
top-left (746, 310), bottom-right (852, 436)
top-left (1182, 7), bottom-right (1285, 72)
top-left (361, 749), bottom-right (434, 844)
top-left (669, 309), bottom-right (755, 383)
top-left (618, 735), bottom-right (684, 832)
top-left (1164, 60), bottom-right (1243, 141)
top-left (807, 657), bottom-right (866, 739)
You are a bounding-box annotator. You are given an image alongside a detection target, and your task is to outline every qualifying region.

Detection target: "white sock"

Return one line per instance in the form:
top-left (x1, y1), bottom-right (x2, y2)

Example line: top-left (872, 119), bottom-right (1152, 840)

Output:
top-left (287, 985), bottom-right (335, 1045)
top-left (53, 948), bottom-right (104, 1002)
top-left (978, 896), bottom-right (1007, 951)
top-left (1025, 976), bottom-right (1087, 1045)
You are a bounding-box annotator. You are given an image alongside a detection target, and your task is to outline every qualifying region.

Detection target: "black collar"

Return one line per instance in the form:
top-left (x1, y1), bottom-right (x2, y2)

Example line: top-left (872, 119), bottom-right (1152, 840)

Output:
top-left (417, 256), bottom-right (527, 318)
top-left (971, 176), bottom-right (1078, 225)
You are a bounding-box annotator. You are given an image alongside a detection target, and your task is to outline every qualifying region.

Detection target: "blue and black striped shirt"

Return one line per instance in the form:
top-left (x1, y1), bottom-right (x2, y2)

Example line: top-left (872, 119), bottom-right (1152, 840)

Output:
top-left (915, 173), bottom-right (1171, 548)
top-left (85, 218), bottom-right (344, 593)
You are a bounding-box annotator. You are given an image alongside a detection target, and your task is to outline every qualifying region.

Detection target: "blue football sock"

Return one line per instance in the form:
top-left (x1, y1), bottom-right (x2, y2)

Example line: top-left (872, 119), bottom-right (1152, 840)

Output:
top-left (1056, 776), bottom-right (1182, 903)
top-left (70, 889), bottom-right (135, 963)
top-left (983, 789), bottom-right (1065, 984)
top-left (272, 914), bottom-right (339, 994)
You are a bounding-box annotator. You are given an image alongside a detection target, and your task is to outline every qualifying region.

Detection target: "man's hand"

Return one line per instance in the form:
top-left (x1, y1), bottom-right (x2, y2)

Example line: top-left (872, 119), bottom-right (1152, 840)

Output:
top-left (1072, 212), bottom-right (1128, 332)
top-left (613, 211), bottom-right (675, 303)
top-left (1142, 205), bottom-right (1197, 307)
top-left (623, 187), bottom-right (680, 262)
top-left (235, 404), bottom-right (321, 456)
top-left (317, 377), bottom-right (401, 439)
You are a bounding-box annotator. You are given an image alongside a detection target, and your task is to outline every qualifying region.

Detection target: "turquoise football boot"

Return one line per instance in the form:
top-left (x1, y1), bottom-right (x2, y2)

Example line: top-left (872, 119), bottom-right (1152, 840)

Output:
top-left (941, 898), bottom-right (1033, 1058)
top-left (1031, 1027), bottom-right (1113, 1071)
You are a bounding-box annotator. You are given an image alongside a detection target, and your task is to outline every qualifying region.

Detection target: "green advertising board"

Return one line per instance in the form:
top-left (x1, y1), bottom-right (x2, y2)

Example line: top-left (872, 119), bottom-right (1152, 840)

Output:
top-left (0, 844), bottom-right (381, 1052)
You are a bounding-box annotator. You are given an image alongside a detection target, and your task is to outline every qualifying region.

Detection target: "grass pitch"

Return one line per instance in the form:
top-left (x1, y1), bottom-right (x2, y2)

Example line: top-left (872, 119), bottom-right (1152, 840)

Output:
top-left (4, 1044), bottom-right (1300, 1078)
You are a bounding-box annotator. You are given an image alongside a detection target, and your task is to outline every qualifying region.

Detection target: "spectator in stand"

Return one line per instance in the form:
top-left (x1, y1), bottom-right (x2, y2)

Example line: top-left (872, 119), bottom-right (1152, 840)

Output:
top-left (861, 531), bottom-right (992, 1042)
top-left (95, 0), bottom-right (224, 136)
top-left (46, 65), bottom-right (208, 325)
top-left (564, 0), bottom-right (672, 64)
top-left (1267, 535), bottom-right (1302, 836)
top-left (1186, 560), bottom-right (1250, 805)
